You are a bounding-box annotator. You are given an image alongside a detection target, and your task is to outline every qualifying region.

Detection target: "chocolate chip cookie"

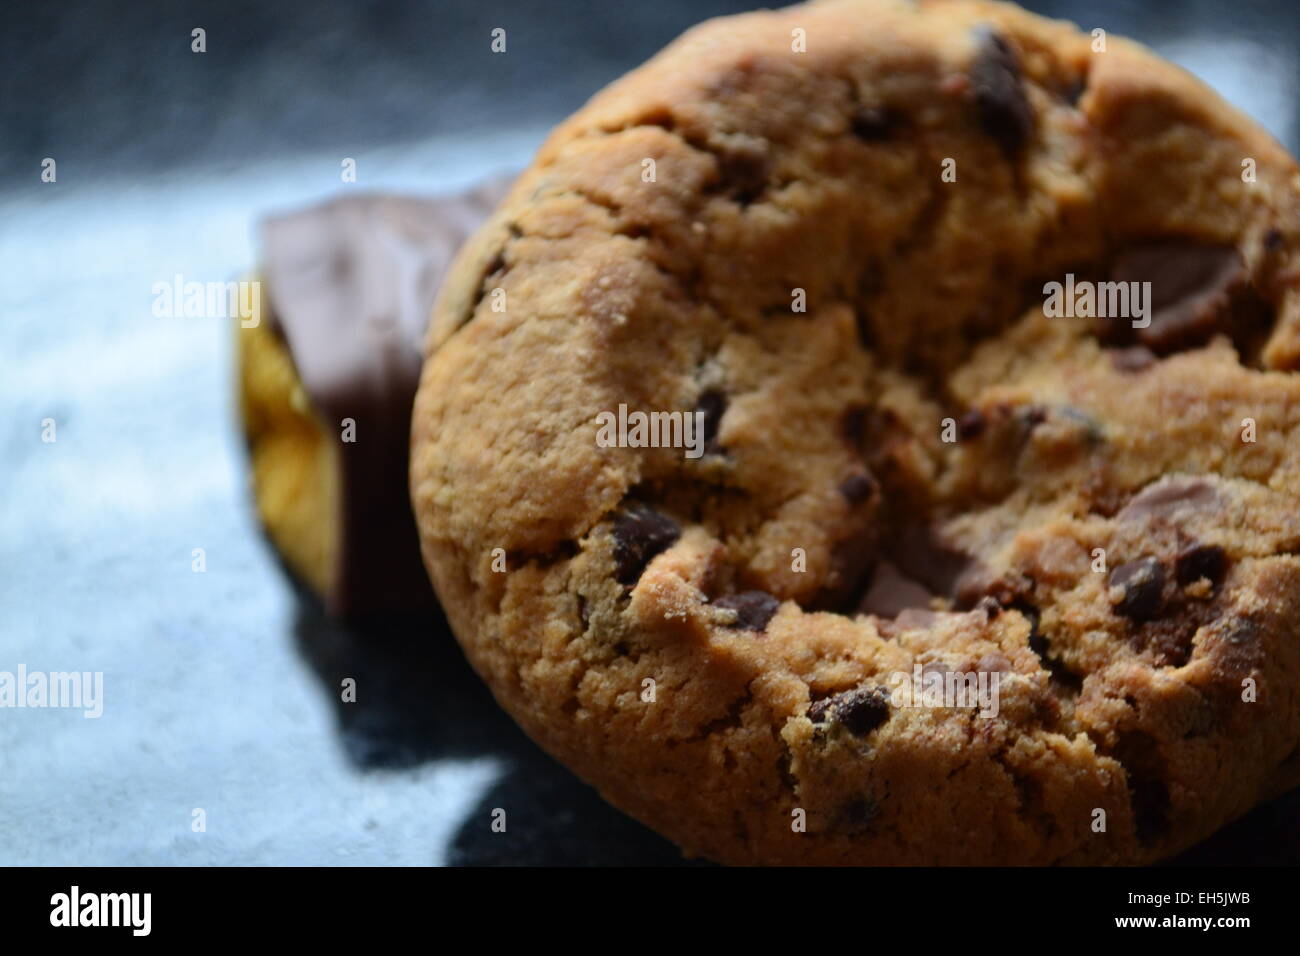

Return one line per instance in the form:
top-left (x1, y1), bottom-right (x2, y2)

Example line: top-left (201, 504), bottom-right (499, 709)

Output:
top-left (410, 0), bottom-right (1300, 863)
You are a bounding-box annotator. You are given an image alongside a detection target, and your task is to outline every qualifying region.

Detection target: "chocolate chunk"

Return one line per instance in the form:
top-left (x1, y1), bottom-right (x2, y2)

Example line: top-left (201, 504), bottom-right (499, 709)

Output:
top-left (969, 27), bottom-right (1034, 154)
top-left (1109, 557), bottom-right (1166, 622)
top-left (957, 408), bottom-right (986, 440)
top-left (695, 389), bottom-right (727, 453)
top-left (850, 106), bottom-right (895, 141)
top-left (839, 471), bottom-right (878, 505)
top-left (611, 505), bottom-right (680, 585)
top-left (1265, 229), bottom-right (1284, 253)
top-left (858, 561), bottom-right (934, 618)
top-left (714, 590), bottom-right (781, 632)
top-left (1118, 477), bottom-right (1221, 524)
top-left (810, 686), bottom-right (891, 736)
top-left (259, 181), bottom-right (510, 616)
top-left (1175, 543), bottom-right (1226, 588)
top-left (807, 697), bottom-right (834, 724)
top-left (1109, 242), bottom-right (1248, 353)
top-left (1109, 345), bottom-right (1157, 373)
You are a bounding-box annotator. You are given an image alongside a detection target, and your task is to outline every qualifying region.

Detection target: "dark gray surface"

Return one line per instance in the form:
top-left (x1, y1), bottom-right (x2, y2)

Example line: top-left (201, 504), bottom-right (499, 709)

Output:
top-left (2, 0), bottom-right (1298, 866)
top-left (3, 0), bottom-right (1297, 193)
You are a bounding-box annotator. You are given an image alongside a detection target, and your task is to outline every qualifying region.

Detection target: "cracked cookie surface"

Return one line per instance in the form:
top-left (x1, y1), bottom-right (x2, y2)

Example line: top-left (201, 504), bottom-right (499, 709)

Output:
top-left (411, 0), bottom-right (1300, 864)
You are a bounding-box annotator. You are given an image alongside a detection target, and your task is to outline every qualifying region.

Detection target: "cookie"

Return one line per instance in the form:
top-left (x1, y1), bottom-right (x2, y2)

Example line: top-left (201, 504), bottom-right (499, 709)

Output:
top-left (239, 182), bottom-right (505, 616)
top-left (410, 0), bottom-right (1300, 864)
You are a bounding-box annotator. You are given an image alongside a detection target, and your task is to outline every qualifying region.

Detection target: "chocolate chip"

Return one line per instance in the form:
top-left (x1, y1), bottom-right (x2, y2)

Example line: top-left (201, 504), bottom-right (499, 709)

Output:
top-left (810, 686), bottom-right (891, 736)
top-left (837, 687), bottom-right (892, 736)
top-left (1109, 557), bottom-right (1166, 622)
top-left (850, 105), bottom-right (895, 141)
top-left (1204, 616), bottom-right (1262, 677)
top-left (807, 697), bottom-right (834, 724)
top-left (695, 389), bottom-right (727, 453)
top-left (714, 144), bottom-right (769, 206)
top-left (1110, 242), bottom-right (1248, 353)
top-left (839, 796), bottom-right (879, 831)
top-left (1174, 543), bottom-right (1226, 588)
top-left (1109, 345), bottom-right (1157, 373)
top-left (839, 471), bottom-right (878, 504)
top-left (713, 590), bottom-right (781, 632)
top-left (957, 408), bottom-right (986, 440)
top-left (611, 505), bottom-right (680, 585)
top-left (969, 27), bottom-right (1034, 154)
top-left (1265, 229), bottom-right (1283, 253)
top-left (841, 404), bottom-right (868, 448)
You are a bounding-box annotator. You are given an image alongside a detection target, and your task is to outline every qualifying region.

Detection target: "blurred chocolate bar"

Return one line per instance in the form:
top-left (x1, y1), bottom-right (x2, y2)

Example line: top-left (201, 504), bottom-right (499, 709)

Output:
top-left (237, 179), bottom-right (510, 616)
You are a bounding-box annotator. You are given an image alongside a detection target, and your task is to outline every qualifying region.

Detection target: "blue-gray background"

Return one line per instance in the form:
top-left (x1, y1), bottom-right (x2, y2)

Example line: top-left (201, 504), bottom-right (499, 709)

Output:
top-left (2, 0), bottom-right (1297, 865)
